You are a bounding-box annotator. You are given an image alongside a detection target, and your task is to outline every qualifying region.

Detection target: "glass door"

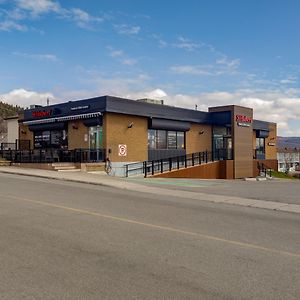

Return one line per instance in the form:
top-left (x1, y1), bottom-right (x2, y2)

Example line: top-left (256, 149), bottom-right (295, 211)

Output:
top-left (224, 137), bottom-right (233, 159)
top-left (89, 126), bottom-right (103, 161)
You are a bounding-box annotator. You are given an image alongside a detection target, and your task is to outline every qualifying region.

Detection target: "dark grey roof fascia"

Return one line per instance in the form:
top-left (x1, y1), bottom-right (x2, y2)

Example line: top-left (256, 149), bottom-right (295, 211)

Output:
top-left (105, 96), bottom-right (210, 124)
top-left (253, 119), bottom-right (270, 131)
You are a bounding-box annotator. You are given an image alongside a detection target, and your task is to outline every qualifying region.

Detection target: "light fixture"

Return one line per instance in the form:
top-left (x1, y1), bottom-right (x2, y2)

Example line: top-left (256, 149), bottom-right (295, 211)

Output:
top-left (72, 123), bottom-right (78, 130)
top-left (199, 130), bottom-right (204, 135)
top-left (128, 122), bottom-right (134, 128)
top-left (21, 130), bottom-right (27, 134)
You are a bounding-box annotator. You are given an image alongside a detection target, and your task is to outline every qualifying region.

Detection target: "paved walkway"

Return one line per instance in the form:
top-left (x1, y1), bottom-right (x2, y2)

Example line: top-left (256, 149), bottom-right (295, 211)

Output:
top-left (0, 166), bottom-right (300, 214)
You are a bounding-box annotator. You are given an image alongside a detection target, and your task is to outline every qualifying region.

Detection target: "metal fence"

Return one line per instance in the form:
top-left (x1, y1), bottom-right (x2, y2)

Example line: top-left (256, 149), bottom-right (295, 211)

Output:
top-left (0, 148), bottom-right (106, 164)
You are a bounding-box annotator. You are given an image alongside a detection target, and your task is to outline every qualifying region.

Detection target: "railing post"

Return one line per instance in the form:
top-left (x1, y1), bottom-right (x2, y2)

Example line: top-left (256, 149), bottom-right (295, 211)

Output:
top-left (161, 159), bottom-right (163, 173)
top-left (199, 152), bottom-right (201, 165)
top-left (184, 155), bottom-right (187, 168)
top-left (152, 161), bottom-right (154, 175)
top-left (40, 149), bottom-right (42, 163)
top-left (169, 158), bottom-right (172, 171)
top-left (177, 156), bottom-right (180, 169)
top-left (217, 149), bottom-right (220, 161)
top-left (192, 153), bottom-right (194, 166)
top-left (205, 150), bottom-right (208, 163)
top-left (125, 164), bottom-right (128, 177)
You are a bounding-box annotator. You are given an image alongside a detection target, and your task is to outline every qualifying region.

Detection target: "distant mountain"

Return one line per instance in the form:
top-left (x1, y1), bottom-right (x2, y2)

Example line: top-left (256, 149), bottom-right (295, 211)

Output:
top-left (277, 137), bottom-right (300, 149)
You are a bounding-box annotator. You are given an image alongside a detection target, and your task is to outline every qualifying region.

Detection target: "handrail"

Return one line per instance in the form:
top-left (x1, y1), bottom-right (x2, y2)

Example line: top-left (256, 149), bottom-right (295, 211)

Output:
top-left (125, 148), bottom-right (233, 177)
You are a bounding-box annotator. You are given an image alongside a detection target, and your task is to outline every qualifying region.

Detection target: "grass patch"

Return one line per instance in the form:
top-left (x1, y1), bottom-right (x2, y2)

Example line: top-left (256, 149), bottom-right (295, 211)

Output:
top-left (271, 170), bottom-right (297, 179)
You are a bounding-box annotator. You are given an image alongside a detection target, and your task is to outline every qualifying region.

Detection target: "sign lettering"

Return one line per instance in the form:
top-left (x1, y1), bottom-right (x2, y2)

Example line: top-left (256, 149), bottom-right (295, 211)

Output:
top-left (32, 110), bottom-right (52, 118)
top-left (236, 114), bottom-right (252, 127)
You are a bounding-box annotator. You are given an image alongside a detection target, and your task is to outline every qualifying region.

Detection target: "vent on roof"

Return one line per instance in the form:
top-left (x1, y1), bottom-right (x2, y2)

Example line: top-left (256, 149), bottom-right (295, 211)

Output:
top-left (137, 98), bottom-right (164, 105)
top-left (29, 104), bottom-right (43, 109)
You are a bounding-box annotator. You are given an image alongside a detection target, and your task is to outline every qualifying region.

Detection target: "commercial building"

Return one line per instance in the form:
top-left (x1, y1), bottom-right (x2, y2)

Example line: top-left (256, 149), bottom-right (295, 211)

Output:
top-left (16, 95), bottom-right (277, 178)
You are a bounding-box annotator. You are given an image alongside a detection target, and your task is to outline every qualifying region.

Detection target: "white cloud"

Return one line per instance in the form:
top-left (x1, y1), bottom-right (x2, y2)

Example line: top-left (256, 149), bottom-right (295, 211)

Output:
top-left (107, 47), bottom-right (123, 58)
top-left (12, 51), bottom-right (59, 62)
top-left (16, 0), bottom-right (61, 16)
top-left (0, 89), bottom-right (55, 107)
top-left (69, 8), bottom-right (103, 29)
top-left (170, 65), bottom-right (212, 75)
top-left (1, 0), bottom-right (103, 31)
top-left (216, 56), bottom-right (240, 70)
top-left (0, 19), bottom-right (27, 31)
top-left (107, 47), bottom-right (138, 66)
top-left (172, 36), bottom-right (201, 52)
top-left (280, 76), bottom-right (297, 84)
top-left (114, 24), bottom-right (141, 35)
top-left (121, 58), bottom-right (137, 66)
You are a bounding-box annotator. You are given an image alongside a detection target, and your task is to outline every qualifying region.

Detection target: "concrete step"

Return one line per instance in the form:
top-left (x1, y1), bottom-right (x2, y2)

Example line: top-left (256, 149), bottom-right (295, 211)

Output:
top-left (53, 166), bottom-right (77, 171)
top-left (0, 160), bottom-right (11, 166)
top-left (57, 169), bottom-right (81, 172)
top-left (52, 163), bottom-right (75, 167)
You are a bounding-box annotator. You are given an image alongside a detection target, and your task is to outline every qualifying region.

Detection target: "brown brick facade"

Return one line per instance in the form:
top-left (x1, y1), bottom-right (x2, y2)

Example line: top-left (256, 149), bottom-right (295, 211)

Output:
top-left (186, 123), bottom-right (212, 154)
top-left (104, 112), bottom-right (148, 162)
top-left (68, 120), bottom-right (89, 150)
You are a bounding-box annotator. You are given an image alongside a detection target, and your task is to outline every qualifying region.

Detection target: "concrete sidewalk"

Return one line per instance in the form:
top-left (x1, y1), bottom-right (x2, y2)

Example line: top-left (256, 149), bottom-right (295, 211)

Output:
top-left (0, 166), bottom-right (300, 214)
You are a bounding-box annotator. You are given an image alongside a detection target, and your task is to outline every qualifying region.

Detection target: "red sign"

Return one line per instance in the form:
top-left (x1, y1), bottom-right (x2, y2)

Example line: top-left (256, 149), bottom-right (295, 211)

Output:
top-left (32, 110), bottom-right (52, 118)
top-left (235, 115), bottom-right (252, 123)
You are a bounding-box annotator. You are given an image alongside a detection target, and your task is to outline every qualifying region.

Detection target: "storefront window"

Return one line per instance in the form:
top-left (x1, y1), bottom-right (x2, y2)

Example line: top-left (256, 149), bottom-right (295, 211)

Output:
top-left (177, 132), bottom-right (185, 149)
top-left (156, 130), bottom-right (167, 149)
top-left (256, 138), bottom-right (265, 155)
top-left (167, 131), bottom-right (177, 149)
top-left (34, 130), bottom-right (68, 149)
top-left (148, 129), bottom-right (156, 150)
top-left (148, 130), bottom-right (185, 150)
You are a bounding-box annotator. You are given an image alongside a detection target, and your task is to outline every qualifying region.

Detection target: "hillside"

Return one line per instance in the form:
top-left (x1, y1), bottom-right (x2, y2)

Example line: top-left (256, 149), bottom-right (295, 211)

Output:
top-left (0, 101), bottom-right (23, 136)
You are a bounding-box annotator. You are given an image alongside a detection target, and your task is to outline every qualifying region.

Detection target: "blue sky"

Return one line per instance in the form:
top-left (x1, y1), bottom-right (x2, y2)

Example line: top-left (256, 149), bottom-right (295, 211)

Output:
top-left (0, 0), bottom-right (300, 136)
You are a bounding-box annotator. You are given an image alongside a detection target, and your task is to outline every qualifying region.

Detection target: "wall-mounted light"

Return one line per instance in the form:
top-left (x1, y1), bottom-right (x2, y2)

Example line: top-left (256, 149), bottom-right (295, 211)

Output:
top-left (199, 130), bottom-right (204, 135)
top-left (127, 122), bottom-right (134, 129)
top-left (21, 130), bottom-right (27, 134)
top-left (72, 123), bottom-right (78, 130)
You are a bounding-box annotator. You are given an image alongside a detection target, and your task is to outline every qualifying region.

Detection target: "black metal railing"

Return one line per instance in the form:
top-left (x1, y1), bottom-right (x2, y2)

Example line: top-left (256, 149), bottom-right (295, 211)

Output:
top-left (0, 148), bottom-right (106, 164)
top-left (257, 162), bottom-right (272, 177)
top-left (125, 149), bottom-right (233, 177)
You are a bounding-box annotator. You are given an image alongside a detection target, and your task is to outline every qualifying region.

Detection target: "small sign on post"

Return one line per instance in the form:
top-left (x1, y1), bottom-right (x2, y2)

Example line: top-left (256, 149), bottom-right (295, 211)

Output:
top-left (118, 144), bottom-right (127, 156)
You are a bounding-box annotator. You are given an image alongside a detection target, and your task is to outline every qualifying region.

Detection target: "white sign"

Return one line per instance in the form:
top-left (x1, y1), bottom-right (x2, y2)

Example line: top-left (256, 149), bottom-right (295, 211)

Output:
top-left (118, 144), bottom-right (127, 156)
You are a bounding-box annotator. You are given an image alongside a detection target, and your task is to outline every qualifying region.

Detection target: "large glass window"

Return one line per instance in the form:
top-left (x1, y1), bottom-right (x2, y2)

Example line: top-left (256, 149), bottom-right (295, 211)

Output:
top-left (34, 130), bottom-right (67, 149)
top-left (156, 130), bottom-right (167, 149)
top-left (256, 138), bottom-right (265, 155)
top-left (167, 131), bottom-right (177, 149)
top-left (148, 129), bottom-right (156, 150)
top-left (148, 130), bottom-right (185, 150)
top-left (177, 132), bottom-right (185, 149)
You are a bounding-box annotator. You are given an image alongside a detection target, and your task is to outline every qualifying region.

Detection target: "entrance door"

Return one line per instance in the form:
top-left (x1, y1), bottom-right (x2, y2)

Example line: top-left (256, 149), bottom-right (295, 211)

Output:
top-left (89, 126), bottom-right (103, 161)
top-left (224, 137), bottom-right (233, 159)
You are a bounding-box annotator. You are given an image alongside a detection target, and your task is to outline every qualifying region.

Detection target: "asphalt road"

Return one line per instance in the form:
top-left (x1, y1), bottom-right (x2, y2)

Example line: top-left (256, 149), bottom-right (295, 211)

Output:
top-left (0, 173), bottom-right (299, 300)
top-left (126, 177), bottom-right (300, 205)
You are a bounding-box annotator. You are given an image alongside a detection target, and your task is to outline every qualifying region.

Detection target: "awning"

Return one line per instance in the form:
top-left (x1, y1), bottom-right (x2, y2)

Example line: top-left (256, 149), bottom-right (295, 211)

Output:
top-left (256, 130), bottom-right (269, 138)
top-left (149, 118), bottom-right (191, 131)
top-left (29, 122), bottom-right (66, 132)
top-left (23, 112), bottom-right (102, 125)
